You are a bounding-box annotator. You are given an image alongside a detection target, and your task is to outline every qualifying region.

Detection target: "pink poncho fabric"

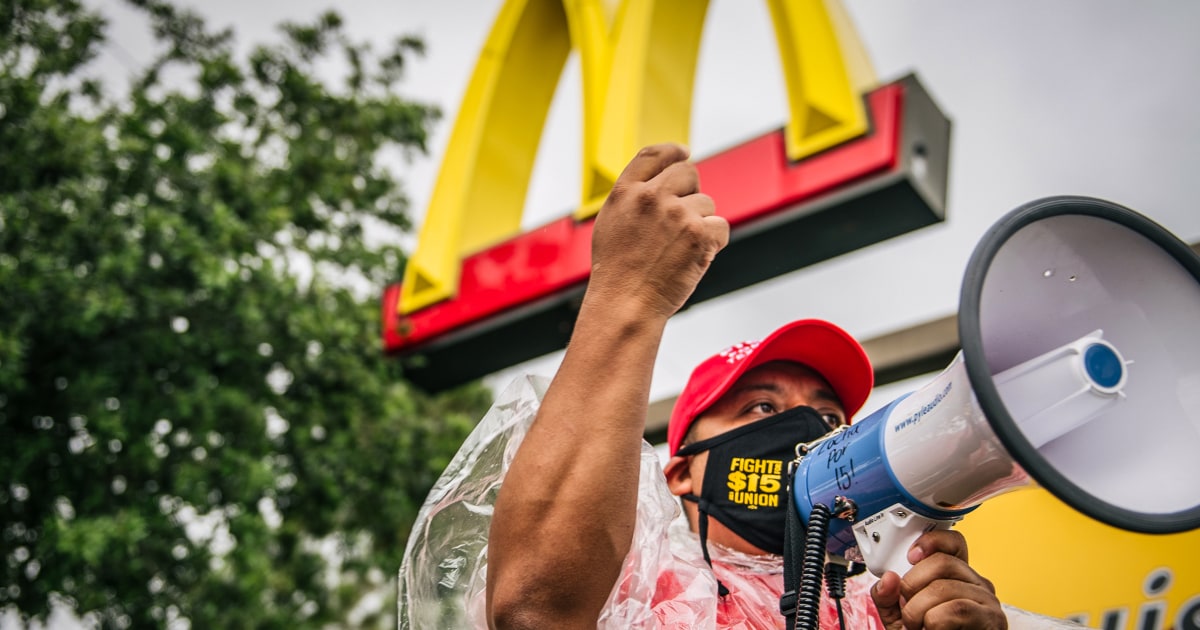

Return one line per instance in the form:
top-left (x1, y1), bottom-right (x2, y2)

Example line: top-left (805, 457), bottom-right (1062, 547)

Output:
top-left (595, 439), bottom-right (884, 629)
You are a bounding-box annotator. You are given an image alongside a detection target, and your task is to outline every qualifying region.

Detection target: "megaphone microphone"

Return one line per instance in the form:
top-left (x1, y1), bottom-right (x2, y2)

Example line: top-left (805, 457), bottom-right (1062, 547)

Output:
top-left (790, 196), bottom-right (1200, 579)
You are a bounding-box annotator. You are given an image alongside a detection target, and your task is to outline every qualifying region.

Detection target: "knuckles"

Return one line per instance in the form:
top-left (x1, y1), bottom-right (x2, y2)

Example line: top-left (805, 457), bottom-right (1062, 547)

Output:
top-left (978, 574), bottom-right (996, 595)
top-left (901, 579), bottom-right (1006, 630)
top-left (925, 599), bottom-right (1007, 630)
top-left (634, 183), bottom-right (662, 212)
top-left (903, 553), bottom-right (982, 597)
top-left (605, 181), bottom-right (631, 205)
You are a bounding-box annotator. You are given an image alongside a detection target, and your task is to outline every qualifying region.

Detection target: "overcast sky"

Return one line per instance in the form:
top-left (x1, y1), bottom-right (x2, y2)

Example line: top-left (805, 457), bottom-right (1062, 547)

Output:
top-left (92, 0), bottom-right (1200, 411)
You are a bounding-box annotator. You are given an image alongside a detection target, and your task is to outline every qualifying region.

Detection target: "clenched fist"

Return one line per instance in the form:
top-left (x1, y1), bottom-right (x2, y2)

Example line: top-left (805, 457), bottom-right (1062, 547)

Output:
top-left (587, 144), bottom-right (730, 321)
top-left (871, 530), bottom-right (1008, 630)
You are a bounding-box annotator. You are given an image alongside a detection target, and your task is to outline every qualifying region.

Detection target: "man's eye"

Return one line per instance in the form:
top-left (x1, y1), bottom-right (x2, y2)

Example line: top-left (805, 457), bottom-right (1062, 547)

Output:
top-left (751, 402), bottom-right (777, 415)
top-left (821, 413), bottom-right (844, 427)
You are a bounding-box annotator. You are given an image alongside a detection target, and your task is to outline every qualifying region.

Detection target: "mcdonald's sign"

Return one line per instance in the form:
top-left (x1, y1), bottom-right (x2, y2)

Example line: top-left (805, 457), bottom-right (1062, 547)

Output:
top-left (385, 1), bottom-right (1200, 625)
top-left (381, 0), bottom-right (952, 391)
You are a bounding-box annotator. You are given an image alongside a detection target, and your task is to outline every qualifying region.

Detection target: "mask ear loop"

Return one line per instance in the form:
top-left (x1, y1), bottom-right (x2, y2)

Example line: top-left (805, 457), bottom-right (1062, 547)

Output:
top-left (681, 494), bottom-right (730, 597)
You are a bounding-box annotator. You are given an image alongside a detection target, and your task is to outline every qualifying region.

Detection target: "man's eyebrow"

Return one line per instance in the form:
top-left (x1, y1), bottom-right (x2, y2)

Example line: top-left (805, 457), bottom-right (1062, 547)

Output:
top-left (726, 382), bottom-right (784, 397)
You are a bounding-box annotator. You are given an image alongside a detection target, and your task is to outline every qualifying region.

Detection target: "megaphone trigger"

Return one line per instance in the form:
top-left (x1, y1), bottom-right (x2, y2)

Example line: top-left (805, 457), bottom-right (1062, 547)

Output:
top-left (848, 504), bottom-right (958, 577)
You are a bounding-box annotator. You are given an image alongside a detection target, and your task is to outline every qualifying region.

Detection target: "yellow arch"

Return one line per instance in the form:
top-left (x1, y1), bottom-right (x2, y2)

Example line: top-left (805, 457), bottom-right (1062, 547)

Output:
top-left (581, 0), bottom-right (709, 218)
top-left (767, 0), bottom-right (877, 159)
top-left (400, 0), bottom-right (570, 311)
top-left (400, 0), bottom-right (876, 314)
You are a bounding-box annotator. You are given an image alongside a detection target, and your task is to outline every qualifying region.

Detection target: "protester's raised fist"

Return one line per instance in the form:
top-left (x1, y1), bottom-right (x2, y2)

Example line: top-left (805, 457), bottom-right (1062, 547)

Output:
top-left (588, 144), bottom-right (730, 320)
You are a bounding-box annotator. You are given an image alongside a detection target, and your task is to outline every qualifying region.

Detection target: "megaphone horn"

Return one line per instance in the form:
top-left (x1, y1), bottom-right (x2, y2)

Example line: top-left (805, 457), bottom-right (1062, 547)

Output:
top-left (791, 196), bottom-right (1200, 578)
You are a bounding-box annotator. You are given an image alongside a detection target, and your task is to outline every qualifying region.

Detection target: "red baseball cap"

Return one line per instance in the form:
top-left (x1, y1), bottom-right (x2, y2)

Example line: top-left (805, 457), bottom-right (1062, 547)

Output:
top-left (666, 319), bottom-right (874, 455)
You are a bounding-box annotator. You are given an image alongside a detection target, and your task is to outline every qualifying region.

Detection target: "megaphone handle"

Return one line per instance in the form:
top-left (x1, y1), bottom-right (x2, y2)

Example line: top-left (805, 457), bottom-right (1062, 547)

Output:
top-left (850, 504), bottom-right (960, 577)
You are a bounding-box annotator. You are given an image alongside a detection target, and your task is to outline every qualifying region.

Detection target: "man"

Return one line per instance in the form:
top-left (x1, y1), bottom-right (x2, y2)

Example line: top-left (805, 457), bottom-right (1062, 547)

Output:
top-left (485, 144), bottom-right (1007, 629)
top-left (658, 319), bottom-right (1005, 628)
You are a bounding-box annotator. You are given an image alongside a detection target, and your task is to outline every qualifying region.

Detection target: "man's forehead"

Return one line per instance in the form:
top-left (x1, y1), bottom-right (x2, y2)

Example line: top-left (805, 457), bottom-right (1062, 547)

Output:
top-left (724, 361), bottom-right (839, 402)
top-left (736, 360), bottom-right (824, 384)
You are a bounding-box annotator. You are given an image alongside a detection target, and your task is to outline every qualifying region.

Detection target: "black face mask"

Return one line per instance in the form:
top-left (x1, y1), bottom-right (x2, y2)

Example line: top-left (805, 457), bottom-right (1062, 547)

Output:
top-left (677, 406), bottom-right (833, 566)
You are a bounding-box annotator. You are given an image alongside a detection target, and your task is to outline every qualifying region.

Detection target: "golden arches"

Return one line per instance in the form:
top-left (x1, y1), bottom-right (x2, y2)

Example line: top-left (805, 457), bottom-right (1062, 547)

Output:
top-left (400, 0), bottom-right (876, 314)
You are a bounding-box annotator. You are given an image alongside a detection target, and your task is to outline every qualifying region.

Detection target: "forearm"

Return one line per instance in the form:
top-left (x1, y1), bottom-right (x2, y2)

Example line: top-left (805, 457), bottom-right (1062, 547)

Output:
top-left (485, 144), bottom-right (727, 628)
top-left (487, 294), bottom-right (665, 627)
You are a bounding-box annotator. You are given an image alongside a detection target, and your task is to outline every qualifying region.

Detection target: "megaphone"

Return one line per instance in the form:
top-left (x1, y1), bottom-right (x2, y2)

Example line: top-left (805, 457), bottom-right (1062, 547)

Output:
top-left (791, 196), bottom-right (1200, 578)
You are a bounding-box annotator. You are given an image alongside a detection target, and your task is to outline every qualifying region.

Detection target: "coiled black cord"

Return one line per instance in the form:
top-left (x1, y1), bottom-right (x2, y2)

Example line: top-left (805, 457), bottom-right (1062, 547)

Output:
top-left (793, 503), bottom-right (831, 630)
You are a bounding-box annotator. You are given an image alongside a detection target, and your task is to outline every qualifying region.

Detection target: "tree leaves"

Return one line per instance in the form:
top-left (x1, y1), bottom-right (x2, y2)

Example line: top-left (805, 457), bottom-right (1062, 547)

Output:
top-left (0, 1), bottom-right (487, 627)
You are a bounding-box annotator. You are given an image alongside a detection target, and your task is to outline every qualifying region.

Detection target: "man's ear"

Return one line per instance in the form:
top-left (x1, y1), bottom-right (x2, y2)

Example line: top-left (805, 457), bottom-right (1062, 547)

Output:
top-left (663, 455), bottom-right (693, 497)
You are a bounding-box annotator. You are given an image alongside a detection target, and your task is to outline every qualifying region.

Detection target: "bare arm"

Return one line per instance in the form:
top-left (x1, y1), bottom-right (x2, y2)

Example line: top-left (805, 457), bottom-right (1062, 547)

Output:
top-left (486, 144), bottom-right (729, 629)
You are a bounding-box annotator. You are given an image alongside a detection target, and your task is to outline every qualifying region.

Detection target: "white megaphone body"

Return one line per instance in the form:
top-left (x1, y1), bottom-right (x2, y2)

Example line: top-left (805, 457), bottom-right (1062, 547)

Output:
top-left (791, 196), bottom-right (1200, 577)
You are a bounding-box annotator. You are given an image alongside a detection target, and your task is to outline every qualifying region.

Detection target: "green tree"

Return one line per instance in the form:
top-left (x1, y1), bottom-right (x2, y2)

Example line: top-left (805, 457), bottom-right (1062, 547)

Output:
top-left (0, 0), bottom-right (492, 626)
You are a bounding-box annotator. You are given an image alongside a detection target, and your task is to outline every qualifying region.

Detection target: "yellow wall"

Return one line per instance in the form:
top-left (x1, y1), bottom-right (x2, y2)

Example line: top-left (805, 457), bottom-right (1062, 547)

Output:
top-left (958, 489), bottom-right (1200, 629)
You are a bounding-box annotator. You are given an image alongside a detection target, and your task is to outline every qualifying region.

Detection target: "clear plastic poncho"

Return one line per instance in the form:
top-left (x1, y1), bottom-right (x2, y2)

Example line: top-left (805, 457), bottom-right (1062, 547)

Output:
top-left (398, 376), bottom-right (551, 629)
top-left (397, 375), bottom-right (879, 628)
top-left (398, 375), bottom-right (1084, 629)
